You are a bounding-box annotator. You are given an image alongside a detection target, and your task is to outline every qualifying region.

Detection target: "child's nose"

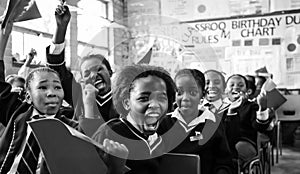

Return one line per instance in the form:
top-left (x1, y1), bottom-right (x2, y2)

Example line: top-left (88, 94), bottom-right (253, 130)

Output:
top-left (149, 99), bottom-right (160, 109)
top-left (47, 89), bottom-right (57, 97)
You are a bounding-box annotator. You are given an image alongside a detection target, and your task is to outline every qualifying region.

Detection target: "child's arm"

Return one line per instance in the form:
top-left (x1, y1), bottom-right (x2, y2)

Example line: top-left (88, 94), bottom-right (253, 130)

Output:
top-left (0, 22), bottom-right (24, 126)
top-left (79, 83), bottom-right (105, 137)
top-left (46, 4), bottom-right (80, 107)
top-left (17, 48), bottom-right (36, 79)
top-left (0, 21), bottom-right (13, 81)
top-left (253, 92), bottom-right (272, 131)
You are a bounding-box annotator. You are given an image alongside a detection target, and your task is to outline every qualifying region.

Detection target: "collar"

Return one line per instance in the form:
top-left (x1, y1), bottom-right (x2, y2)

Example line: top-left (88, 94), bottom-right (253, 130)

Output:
top-left (125, 115), bottom-right (160, 145)
top-left (120, 118), bottom-right (161, 152)
top-left (223, 97), bottom-right (232, 104)
top-left (202, 98), bottom-right (223, 110)
top-left (171, 107), bottom-right (216, 128)
top-left (96, 90), bottom-right (112, 106)
top-left (126, 113), bottom-right (143, 133)
top-left (31, 109), bottom-right (56, 119)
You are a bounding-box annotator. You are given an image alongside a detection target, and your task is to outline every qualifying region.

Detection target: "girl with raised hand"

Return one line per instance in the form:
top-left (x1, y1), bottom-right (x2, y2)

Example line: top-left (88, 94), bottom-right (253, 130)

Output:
top-left (224, 74), bottom-right (270, 169)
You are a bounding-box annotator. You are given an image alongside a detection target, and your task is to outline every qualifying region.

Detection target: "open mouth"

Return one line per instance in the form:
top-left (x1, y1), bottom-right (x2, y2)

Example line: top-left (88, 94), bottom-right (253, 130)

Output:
top-left (144, 113), bottom-right (161, 130)
top-left (144, 120), bottom-right (159, 131)
top-left (207, 90), bottom-right (218, 96)
top-left (231, 91), bottom-right (240, 98)
top-left (94, 79), bottom-right (106, 90)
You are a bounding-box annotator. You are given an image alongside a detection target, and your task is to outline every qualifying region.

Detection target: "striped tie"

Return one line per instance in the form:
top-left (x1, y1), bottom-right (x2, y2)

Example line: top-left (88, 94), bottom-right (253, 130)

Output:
top-left (17, 116), bottom-right (44, 174)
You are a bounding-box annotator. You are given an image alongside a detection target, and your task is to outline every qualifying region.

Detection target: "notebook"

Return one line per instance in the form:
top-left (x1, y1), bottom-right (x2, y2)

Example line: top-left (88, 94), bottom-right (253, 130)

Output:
top-left (158, 153), bottom-right (200, 174)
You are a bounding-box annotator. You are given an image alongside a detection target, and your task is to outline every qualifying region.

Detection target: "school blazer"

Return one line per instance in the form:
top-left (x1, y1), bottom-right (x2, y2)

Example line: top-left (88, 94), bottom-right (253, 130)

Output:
top-left (0, 104), bottom-right (80, 174)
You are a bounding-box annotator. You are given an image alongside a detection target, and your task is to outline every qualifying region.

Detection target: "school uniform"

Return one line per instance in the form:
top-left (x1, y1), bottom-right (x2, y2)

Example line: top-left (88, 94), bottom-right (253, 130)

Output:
top-left (46, 45), bottom-right (119, 122)
top-left (223, 98), bottom-right (270, 167)
top-left (0, 80), bottom-right (98, 174)
top-left (0, 61), bottom-right (23, 127)
top-left (92, 117), bottom-right (164, 174)
top-left (158, 107), bottom-right (234, 174)
top-left (223, 98), bottom-right (270, 148)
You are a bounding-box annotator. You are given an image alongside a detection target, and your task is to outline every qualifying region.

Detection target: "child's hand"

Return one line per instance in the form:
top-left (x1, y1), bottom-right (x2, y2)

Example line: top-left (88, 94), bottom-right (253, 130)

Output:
top-left (81, 83), bottom-right (99, 118)
top-left (256, 90), bottom-right (267, 111)
top-left (103, 138), bottom-right (129, 174)
top-left (82, 83), bottom-right (98, 106)
top-left (228, 96), bottom-right (243, 114)
top-left (103, 138), bottom-right (128, 159)
top-left (55, 2), bottom-right (71, 27)
top-left (27, 48), bottom-right (36, 62)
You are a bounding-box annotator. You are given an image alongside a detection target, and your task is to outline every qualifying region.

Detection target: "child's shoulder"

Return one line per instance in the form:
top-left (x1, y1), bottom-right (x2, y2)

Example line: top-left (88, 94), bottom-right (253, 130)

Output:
top-left (241, 98), bottom-right (259, 110)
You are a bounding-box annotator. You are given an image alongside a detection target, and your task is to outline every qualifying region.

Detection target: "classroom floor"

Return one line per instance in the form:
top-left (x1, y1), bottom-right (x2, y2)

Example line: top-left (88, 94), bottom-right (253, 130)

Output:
top-left (271, 146), bottom-right (300, 174)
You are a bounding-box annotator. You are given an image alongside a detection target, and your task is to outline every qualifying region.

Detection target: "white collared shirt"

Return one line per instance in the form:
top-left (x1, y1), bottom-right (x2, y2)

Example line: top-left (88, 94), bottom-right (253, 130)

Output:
top-left (171, 107), bottom-right (216, 132)
top-left (201, 98), bottom-right (223, 110)
top-left (124, 115), bottom-right (160, 149)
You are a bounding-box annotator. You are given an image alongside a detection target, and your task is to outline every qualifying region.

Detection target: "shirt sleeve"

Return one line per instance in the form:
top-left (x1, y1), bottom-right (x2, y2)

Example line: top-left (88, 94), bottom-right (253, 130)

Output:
top-left (49, 42), bottom-right (66, 55)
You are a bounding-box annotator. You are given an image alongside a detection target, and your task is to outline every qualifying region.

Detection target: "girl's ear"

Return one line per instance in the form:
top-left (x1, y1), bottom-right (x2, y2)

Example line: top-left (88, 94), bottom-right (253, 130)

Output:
top-left (122, 98), bottom-right (130, 111)
top-left (246, 89), bottom-right (253, 96)
top-left (25, 91), bottom-right (32, 104)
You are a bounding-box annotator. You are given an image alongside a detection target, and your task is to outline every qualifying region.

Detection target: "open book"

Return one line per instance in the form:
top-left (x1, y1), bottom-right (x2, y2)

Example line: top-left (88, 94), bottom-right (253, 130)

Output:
top-left (262, 79), bottom-right (287, 110)
top-left (29, 118), bottom-right (107, 174)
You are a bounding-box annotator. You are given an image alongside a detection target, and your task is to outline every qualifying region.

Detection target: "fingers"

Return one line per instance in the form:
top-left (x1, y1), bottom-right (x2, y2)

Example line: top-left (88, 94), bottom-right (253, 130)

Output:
top-left (83, 83), bottom-right (98, 95)
top-left (55, 2), bottom-right (68, 16)
top-left (103, 139), bottom-right (129, 158)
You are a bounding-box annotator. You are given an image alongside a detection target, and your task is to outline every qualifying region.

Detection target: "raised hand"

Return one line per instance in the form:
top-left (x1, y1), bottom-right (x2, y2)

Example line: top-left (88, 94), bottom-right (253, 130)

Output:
top-left (102, 138), bottom-right (129, 174)
top-left (55, 3), bottom-right (71, 28)
top-left (228, 95), bottom-right (243, 114)
top-left (256, 90), bottom-right (267, 111)
top-left (82, 83), bottom-right (99, 118)
top-left (82, 83), bottom-right (98, 106)
top-left (53, 2), bottom-right (71, 44)
top-left (103, 138), bottom-right (129, 159)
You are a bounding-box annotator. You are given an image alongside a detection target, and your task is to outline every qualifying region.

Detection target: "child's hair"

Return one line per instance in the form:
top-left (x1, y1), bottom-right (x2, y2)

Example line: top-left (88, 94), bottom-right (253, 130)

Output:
top-left (80, 54), bottom-right (113, 76)
top-left (175, 69), bottom-right (205, 93)
top-left (225, 74), bottom-right (248, 89)
top-left (5, 74), bottom-right (25, 86)
top-left (245, 75), bottom-right (256, 94)
top-left (112, 64), bottom-right (176, 116)
top-left (25, 67), bottom-right (60, 91)
top-left (204, 69), bottom-right (226, 89)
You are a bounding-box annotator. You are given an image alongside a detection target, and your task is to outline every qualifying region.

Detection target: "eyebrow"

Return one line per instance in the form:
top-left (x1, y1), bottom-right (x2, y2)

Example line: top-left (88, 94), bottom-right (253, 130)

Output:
top-left (38, 79), bottom-right (61, 84)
